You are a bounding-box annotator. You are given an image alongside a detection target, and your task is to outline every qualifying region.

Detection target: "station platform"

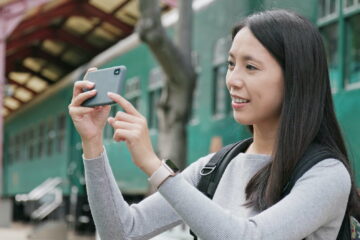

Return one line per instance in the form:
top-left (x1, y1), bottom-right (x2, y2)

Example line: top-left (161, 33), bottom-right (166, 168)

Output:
top-left (0, 223), bottom-right (32, 240)
top-left (0, 222), bottom-right (190, 240)
top-left (0, 221), bottom-right (95, 240)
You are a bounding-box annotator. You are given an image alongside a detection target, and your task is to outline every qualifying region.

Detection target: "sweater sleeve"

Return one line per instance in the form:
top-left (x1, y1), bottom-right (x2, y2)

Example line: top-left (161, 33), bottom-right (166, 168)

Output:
top-left (158, 158), bottom-right (351, 240)
top-left (83, 147), bottom-right (212, 240)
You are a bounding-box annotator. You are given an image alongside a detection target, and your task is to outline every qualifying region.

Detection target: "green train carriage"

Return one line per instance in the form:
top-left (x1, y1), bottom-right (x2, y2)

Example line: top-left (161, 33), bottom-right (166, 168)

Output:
top-left (2, 0), bottom-right (360, 230)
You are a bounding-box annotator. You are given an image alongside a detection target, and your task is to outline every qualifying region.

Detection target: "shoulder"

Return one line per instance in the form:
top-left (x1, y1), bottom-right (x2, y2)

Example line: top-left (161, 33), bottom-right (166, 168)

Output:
top-left (294, 158), bottom-right (351, 200)
top-left (299, 158), bottom-right (350, 182)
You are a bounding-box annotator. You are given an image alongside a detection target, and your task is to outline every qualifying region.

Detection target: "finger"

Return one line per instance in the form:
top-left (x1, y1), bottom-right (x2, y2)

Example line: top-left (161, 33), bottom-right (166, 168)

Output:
top-left (113, 129), bottom-right (133, 142)
top-left (73, 81), bottom-right (95, 98)
top-left (107, 92), bottom-right (141, 117)
top-left (83, 67), bottom-right (98, 80)
top-left (112, 111), bottom-right (142, 124)
top-left (109, 119), bottom-right (136, 130)
top-left (69, 105), bottom-right (95, 116)
top-left (72, 89), bottom-right (97, 106)
top-left (108, 117), bottom-right (115, 126)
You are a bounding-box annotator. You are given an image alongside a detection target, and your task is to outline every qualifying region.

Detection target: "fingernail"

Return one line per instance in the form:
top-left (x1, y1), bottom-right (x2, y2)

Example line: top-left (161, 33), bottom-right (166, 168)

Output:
top-left (107, 92), bottom-right (114, 96)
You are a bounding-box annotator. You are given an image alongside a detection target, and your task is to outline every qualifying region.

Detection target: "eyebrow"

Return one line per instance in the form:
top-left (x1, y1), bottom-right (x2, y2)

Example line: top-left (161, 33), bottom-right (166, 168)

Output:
top-left (228, 52), bottom-right (263, 65)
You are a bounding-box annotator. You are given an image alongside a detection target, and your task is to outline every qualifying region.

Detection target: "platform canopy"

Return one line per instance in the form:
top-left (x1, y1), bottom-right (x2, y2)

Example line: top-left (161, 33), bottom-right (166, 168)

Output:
top-left (2, 0), bottom-right (173, 119)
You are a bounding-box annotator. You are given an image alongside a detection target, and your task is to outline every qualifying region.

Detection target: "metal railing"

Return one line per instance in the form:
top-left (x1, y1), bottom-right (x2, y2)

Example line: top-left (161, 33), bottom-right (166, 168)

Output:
top-left (15, 177), bottom-right (63, 220)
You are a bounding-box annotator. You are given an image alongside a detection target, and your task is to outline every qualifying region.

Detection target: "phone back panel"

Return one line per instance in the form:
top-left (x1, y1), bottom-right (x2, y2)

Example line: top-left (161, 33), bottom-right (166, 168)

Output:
top-left (81, 66), bottom-right (126, 107)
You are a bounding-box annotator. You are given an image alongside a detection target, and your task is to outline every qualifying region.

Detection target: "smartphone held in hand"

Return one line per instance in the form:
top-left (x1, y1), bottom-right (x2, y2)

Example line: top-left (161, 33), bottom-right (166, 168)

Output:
top-left (81, 66), bottom-right (127, 107)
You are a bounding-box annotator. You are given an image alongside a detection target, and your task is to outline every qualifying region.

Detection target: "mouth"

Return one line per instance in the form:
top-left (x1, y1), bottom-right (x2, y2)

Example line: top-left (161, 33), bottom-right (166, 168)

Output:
top-left (231, 95), bottom-right (250, 109)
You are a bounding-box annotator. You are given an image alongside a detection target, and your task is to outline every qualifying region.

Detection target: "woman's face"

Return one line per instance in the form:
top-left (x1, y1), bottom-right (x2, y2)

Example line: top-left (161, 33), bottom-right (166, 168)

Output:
top-left (226, 27), bottom-right (284, 127)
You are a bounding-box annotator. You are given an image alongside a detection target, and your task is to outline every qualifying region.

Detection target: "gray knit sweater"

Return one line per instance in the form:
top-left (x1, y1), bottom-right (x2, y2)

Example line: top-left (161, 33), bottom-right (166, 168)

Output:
top-left (83, 148), bottom-right (351, 240)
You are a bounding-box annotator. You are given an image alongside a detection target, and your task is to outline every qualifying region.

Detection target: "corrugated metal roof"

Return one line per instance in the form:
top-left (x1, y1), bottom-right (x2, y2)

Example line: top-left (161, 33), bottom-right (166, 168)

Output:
top-left (3, 0), bottom-right (173, 118)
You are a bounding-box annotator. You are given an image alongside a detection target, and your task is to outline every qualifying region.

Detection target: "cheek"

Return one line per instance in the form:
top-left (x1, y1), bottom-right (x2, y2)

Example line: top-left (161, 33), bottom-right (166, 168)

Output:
top-left (266, 84), bottom-right (283, 114)
top-left (254, 75), bottom-right (284, 112)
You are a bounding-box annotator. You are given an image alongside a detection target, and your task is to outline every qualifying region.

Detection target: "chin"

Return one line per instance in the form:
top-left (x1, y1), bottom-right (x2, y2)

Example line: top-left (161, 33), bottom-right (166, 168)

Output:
top-left (233, 114), bottom-right (254, 125)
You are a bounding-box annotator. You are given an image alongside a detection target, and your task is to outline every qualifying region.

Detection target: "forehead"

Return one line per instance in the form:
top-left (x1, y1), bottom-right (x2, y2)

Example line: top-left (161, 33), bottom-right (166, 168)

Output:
top-left (229, 27), bottom-right (271, 62)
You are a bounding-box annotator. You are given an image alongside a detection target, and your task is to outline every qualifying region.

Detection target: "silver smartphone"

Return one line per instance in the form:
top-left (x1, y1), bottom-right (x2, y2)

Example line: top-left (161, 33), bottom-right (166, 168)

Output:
top-left (81, 66), bottom-right (127, 107)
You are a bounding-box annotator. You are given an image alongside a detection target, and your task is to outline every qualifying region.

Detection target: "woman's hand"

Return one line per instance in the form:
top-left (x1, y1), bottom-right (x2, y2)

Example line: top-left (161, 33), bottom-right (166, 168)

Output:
top-left (107, 92), bottom-right (161, 176)
top-left (68, 68), bottom-right (111, 158)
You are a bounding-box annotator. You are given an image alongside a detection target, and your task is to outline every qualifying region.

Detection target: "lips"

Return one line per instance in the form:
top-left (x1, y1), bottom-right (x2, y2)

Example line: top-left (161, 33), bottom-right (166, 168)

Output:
top-left (231, 94), bottom-right (250, 103)
top-left (230, 94), bottom-right (250, 110)
top-left (232, 101), bottom-right (249, 109)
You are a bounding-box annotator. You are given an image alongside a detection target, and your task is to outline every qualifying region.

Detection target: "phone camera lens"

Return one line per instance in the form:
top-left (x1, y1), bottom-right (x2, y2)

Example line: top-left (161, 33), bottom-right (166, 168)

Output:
top-left (114, 68), bottom-right (120, 75)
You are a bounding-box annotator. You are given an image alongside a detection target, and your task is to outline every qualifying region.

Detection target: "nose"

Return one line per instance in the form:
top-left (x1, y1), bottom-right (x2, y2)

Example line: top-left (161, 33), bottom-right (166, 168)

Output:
top-left (226, 67), bottom-right (244, 91)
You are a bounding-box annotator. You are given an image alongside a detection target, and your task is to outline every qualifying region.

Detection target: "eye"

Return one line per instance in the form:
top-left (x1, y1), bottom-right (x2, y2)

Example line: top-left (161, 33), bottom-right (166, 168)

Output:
top-left (246, 64), bottom-right (258, 70)
top-left (227, 60), bottom-right (235, 69)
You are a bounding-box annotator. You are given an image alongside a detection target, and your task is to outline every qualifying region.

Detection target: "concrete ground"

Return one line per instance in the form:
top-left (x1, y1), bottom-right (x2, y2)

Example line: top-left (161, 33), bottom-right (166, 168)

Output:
top-left (0, 222), bottom-right (191, 240)
top-left (0, 223), bottom-right (32, 240)
top-left (0, 221), bottom-right (95, 240)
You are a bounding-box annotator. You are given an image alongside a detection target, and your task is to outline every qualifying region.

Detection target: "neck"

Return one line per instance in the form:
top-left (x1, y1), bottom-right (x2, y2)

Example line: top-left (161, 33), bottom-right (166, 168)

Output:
top-left (246, 120), bottom-right (279, 155)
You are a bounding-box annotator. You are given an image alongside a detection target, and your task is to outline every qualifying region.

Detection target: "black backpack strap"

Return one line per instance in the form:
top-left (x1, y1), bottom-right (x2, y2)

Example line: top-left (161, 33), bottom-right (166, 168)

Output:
top-left (190, 137), bottom-right (253, 239)
top-left (337, 210), bottom-right (351, 240)
top-left (197, 137), bottom-right (253, 199)
top-left (280, 143), bottom-right (352, 240)
top-left (281, 143), bottom-right (337, 197)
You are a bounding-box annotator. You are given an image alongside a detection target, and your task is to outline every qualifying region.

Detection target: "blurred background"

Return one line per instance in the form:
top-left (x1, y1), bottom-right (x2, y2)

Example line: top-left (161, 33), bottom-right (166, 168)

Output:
top-left (0, 0), bottom-right (359, 239)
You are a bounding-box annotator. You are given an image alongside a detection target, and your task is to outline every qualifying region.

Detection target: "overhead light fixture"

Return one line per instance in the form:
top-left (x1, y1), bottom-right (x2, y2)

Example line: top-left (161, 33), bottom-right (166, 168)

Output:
top-left (4, 97), bottom-right (20, 110)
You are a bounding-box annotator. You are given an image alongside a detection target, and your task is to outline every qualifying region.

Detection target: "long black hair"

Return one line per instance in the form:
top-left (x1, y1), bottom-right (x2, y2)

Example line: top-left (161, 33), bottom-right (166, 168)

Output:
top-left (232, 9), bottom-right (360, 220)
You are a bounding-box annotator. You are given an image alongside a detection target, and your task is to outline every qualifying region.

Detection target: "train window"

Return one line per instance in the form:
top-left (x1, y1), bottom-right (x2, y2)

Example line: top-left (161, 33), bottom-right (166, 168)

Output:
top-left (213, 36), bottom-right (231, 66)
top-left (343, 0), bottom-right (360, 10)
top-left (29, 128), bottom-right (37, 160)
top-left (320, 23), bottom-right (339, 91)
top-left (212, 36), bottom-right (232, 118)
top-left (319, 0), bottom-right (326, 18)
top-left (318, 0), bottom-right (338, 21)
top-left (125, 77), bottom-right (141, 110)
top-left (104, 106), bottom-right (117, 139)
top-left (130, 97), bottom-right (141, 112)
top-left (192, 51), bottom-right (202, 74)
top-left (14, 134), bottom-right (20, 162)
top-left (149, 89), bottom-right (162, 129)
top-left (20, 131), bottom-right (27, 161)
top-left (345, 0), bottom-right (355, 8)
top-left (57, 113), bottom-right (66, 153)
top-left (212, 63), bottom-right (231, 117)
top-left (189, 52), bottom-right (200, 124)
top-left (330, 0), bottom-right (337, 13)
top-left (8, 136), bottom-right (14, 164)
top-left (189, 77), bottom-right (200, 124)
top-left (148, 68), bottom-right (165, 129)
top-left (345, 14), bottom-right (360, 85)
top-left (38, 122), bottom-right (46, 158)
top-left (47, 118), bottom-right (56, 156)
top-left (20, 131), bottom-right (26, 161)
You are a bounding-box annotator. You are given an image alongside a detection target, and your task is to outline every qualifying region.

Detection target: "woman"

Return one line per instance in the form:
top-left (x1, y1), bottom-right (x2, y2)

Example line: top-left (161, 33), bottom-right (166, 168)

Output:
top-left (68, 9), bottom-right (359, 239)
